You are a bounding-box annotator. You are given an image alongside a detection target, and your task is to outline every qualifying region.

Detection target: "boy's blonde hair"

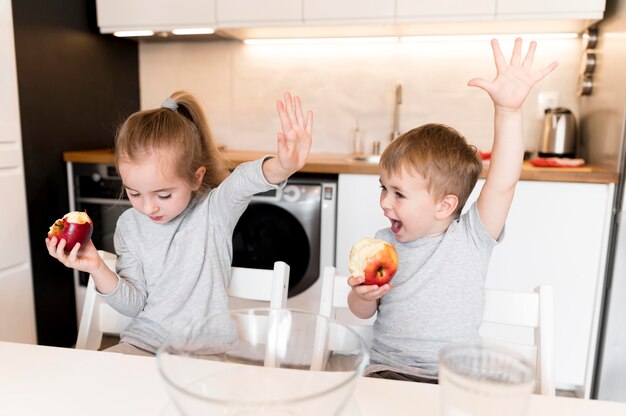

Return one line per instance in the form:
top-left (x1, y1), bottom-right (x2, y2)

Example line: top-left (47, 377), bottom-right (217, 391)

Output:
top-left (380, 123), bottom-right (482, 217)
top-left (114, 91), bottom-right (229, 196)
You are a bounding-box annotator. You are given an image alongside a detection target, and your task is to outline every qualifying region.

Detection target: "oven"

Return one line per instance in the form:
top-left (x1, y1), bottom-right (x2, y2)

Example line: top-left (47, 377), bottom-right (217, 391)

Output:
top-left (67, 163), bottom-right (337, 320)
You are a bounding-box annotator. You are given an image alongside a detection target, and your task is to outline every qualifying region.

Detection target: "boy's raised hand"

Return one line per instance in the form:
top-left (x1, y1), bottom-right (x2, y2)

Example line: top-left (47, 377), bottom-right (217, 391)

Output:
top-left (467, 38), bottom-right (558, 111)
top-left (275, 92), bottom-right (313, 174)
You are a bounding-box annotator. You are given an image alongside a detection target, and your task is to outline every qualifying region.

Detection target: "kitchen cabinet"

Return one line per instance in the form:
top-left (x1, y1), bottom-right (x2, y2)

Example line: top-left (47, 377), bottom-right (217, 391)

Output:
top-left (0, 0), bottom-right (37, 344)
top-left (496, 0), bottom-right (605, 19)
top-left (336, 173), bottom-right (613, 396)
top-left (95, 0), bottom-right (605, 35)
top-left (96, 0), bottom-right (216, 33)
top-left (303, 0), bottom-right (394, 24)
top-left (217, 0), bottom-right (301, 26)
top-left (396, 0), bottom-right (495, 21)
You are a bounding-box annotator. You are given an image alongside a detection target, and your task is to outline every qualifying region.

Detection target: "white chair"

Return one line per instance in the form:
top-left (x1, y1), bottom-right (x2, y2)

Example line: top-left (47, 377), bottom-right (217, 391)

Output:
top-left (75, 250), bottom-right (290, 351)
top-left (481, 285), bottom-right (555, 396)
top-left (310, 266), bottom-right (375, 371)
top-left (318, 266), bottom-right (375, 346)
top-left (316, 266), bottom-right (555, 395)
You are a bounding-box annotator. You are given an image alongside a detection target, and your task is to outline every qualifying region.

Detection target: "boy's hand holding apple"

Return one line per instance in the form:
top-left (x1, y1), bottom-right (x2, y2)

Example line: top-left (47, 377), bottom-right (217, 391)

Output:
top-left (348, 237), bottom-right (398, 301)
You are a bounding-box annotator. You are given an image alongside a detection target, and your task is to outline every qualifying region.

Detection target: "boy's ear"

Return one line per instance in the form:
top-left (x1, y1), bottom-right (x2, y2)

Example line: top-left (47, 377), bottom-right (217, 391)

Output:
top-left (436, 194), bottom-right (459, 219)
top-left (193, 166), bottom-right (206, 190)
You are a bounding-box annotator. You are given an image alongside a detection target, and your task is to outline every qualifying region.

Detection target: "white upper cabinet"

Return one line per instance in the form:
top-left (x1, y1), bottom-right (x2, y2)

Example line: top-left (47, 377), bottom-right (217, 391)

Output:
top-left (96, 0), bottom-right (216, 33)
top-left (303, 0), bottom-right (395, 24)
top-left (396, 0), bottom-right (496, 21)
top-left (95, 0), bottom-right (606, 35)
top-left (496, 0), bottom-right (605, 19)
top-left (216, 0), bottom-right (302, 27)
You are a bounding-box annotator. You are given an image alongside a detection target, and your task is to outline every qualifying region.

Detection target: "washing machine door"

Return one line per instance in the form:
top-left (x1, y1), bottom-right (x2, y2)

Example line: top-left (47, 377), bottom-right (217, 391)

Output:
top-left (232, 202), bottom-right (316, 298)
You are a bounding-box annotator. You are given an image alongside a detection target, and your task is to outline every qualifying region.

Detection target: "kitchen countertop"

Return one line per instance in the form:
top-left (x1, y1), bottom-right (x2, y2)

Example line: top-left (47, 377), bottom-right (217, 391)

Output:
top-left (63, 149), bottom-right (619, 184)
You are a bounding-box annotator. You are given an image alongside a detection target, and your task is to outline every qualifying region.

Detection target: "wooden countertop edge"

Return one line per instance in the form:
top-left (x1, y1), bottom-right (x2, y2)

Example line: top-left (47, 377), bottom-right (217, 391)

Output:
top-left (63, 149), bottom-right (619, 184)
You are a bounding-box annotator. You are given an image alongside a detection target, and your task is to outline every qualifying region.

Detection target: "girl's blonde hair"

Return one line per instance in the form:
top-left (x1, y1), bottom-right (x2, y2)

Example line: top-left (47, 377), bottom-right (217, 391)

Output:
top-left (114, 91), bottom-right (229, 196)
top-left (380, 123), bottom-right (482, 217)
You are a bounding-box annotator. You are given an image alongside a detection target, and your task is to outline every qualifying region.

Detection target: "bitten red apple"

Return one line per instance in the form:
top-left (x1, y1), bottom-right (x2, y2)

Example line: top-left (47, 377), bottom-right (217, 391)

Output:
top-left (348, 237), bottom-right (399, 286)
top-left (48, 211), bottom-right (93, 251)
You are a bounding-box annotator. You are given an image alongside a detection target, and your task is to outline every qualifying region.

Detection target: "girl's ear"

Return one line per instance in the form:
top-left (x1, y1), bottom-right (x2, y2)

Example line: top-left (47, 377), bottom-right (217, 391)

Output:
top-left (436, 194), bottom-right (459, 219)
top-left (193, 166), bottom-right (206, 190)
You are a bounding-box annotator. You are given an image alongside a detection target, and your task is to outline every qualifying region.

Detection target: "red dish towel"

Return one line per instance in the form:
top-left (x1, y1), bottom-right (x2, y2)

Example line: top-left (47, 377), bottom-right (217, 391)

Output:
top-left (529, 157), bottom-right (586, 168)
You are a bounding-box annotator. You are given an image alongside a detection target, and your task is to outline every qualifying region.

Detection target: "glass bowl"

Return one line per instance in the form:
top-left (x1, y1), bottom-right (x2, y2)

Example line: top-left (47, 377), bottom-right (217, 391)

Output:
top-left (156, 308), bottom-right (369, 415)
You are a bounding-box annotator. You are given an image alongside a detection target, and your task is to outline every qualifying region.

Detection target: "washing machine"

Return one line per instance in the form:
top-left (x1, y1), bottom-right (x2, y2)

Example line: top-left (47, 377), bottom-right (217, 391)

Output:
top-left (230, 175), bottom-right (337, 313)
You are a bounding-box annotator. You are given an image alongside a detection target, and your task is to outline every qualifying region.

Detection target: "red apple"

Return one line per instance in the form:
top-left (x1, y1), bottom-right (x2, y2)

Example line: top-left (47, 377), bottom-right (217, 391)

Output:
top-left (348, 237), bottom-right (399, 286)
top-left (47, 211), bottom-right (93, 251)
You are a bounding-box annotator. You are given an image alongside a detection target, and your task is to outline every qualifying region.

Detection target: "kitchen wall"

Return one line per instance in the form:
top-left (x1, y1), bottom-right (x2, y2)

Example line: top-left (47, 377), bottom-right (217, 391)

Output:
top-left (139, 37), bottom-right (582, 155)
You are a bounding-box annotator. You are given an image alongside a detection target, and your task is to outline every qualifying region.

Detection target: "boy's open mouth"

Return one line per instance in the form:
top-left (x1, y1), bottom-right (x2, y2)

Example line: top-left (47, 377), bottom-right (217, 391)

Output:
top-left (391, 219), bottom-right (403, 234)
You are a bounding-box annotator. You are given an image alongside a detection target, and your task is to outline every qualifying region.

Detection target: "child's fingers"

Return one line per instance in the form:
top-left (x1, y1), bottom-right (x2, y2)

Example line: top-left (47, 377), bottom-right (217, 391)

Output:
top-left (347, 275), bottom-right (364, 287)
top-left (45, 237), bottom-right (59, 256)
top-left (276, 100), bottom-right (292, 132)
top-left (67, 243), bottom-right (81, 263)
top-left (369, 285), bottom-right (390, 298)
top-left (294, 96), bottom-right (304, 128)
top-left (490, 39), bottom-right (506, 73)
top-left (467, 77), bottom-right (494, 96)
top-left (283, 92), bottom-right (298, 127)
top-left (55, 238), bottom-right (68, 258)
top-left (533, 61), bottom-right (559, 83)
top-left (305, 110), bottom-right (313, 136)
top-left (521, 41), bottom-right (537, 69)
top-left (510, 37), bottom-right (523, 66)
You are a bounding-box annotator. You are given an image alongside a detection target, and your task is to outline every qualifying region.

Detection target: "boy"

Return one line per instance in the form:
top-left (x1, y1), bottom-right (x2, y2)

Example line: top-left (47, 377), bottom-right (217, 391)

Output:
top-left (347, 39), bottom-right (558, 382)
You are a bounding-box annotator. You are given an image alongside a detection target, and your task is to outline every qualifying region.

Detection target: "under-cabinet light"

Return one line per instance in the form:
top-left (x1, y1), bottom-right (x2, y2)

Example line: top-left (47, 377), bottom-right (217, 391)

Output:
top-left (244, 36), bottom-right (399, 45)
top-left (243, 32), bottom-right (578, 45)
top-left (172, 27), bottom-right (215, 35)
top-left (113, 30), bottom-right (155, 37)
top-left (400, 33), bottom-right (579, 42)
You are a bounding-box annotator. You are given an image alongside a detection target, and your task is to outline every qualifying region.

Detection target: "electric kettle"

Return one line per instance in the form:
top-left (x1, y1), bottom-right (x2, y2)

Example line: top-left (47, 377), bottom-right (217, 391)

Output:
top-left (539, 107), bottom-right (577, 158)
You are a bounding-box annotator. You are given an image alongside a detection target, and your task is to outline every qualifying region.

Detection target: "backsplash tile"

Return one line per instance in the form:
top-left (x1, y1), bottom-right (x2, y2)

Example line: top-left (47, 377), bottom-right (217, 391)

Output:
top-left (139, 38), bottom-right (581, 155)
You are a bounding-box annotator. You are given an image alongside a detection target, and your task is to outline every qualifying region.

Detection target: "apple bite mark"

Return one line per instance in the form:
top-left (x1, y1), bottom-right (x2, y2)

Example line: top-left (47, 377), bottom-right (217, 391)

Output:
top-left (349, 237), bottom-right (399, 286)
top-left (47, 211), bottom-right (94, 251)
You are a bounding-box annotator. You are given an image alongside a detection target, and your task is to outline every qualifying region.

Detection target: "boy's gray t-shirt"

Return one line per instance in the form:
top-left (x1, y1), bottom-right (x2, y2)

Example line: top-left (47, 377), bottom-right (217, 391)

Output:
top-left (367, 203), bottom-right (500, 378)
top-left (101, 158), bottom-right (280, 353)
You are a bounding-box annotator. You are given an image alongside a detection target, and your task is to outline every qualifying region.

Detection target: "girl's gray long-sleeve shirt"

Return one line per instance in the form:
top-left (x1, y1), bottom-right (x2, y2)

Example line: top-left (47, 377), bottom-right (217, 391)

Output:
top-left (102, 157), bottom-right (280, 353)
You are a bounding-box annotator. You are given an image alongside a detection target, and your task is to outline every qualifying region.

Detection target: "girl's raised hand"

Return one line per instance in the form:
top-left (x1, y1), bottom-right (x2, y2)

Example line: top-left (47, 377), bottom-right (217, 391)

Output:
top-left (468, 38), bottom-right (558, 112)
top-left (275, 92), bottom-right (313, 175)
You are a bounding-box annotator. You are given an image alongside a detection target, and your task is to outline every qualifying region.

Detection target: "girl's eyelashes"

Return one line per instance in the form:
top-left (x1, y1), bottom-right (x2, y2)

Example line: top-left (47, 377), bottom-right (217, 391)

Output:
top-left (125, 190), bottom-right (171, 199)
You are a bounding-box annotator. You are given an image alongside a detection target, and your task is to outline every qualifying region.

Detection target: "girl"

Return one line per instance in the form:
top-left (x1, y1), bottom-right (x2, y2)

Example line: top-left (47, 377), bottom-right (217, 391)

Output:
top-left (46, 91), bottom-right (313, 355)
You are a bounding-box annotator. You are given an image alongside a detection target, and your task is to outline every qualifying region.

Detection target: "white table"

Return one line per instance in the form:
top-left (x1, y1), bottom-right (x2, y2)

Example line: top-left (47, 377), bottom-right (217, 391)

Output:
top-left (1, 341), bottom-right (626, 415)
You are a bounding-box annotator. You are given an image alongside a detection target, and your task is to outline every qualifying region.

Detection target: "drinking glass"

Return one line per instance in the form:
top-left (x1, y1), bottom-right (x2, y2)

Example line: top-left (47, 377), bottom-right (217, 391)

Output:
top-left (157, 308), bottom-right (368, 415)
top-left (439, 342), bottom-right (535, 416)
